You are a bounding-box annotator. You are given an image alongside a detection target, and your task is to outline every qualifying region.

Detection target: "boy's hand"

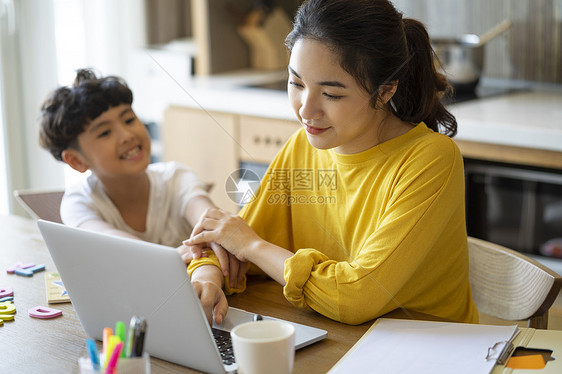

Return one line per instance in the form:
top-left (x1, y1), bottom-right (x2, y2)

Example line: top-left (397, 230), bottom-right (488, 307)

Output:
top-left (175, 244), bottom-right (209, 263)
top-left (191, 265), bottom-right (229, 325)
top-left (177, 242), bottom-right (248, 288)
top-left (209, 242), bottom-right (250, 289)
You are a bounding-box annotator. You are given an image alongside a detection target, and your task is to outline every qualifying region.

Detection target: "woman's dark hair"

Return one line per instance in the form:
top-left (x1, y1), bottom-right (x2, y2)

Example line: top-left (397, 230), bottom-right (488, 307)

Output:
top-left (39, 68), bottom-right (133, 161)
top-left (285, 0), bottom-right (457, 136)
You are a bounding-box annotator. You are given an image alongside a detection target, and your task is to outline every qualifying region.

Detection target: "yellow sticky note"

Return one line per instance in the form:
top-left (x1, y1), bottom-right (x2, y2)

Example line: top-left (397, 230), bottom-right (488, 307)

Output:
top-left (0, 301), bottom-right (16, 315)
top-left (0, 313), bottom-right (15, 321)
top-left (506, 354), bottom-right (546, 369)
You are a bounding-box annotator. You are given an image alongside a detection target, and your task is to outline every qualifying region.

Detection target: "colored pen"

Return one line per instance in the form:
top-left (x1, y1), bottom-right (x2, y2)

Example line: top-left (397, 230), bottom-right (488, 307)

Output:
top-left (115, 321), bottom-right (126, 357)
top-left (102, 327), bottom-right (113, 356)
top-left (126, 316), bottom-right (139, 358)
top-left (86, 338), bottom-right (100, 370)
top-left (133, 317), bottom-right (147, 357)
top-left (105, 342), bottom-right (123, 374)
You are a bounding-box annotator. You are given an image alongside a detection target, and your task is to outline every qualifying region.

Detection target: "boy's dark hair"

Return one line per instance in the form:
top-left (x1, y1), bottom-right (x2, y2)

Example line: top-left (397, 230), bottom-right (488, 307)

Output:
top-left (39, 68), bottom-right (133, 161)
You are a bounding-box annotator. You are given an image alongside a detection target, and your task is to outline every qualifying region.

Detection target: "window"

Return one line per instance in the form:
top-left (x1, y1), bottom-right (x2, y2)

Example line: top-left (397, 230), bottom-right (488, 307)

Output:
top-left (53, 0), bottom-right (89, 188)
top-left (0, 74), bottom-right (7, 214)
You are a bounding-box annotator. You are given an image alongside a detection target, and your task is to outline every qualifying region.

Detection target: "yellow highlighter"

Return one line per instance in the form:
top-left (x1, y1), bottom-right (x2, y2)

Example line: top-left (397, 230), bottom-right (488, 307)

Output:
top-left (105, 335), bottom-right (121, 368)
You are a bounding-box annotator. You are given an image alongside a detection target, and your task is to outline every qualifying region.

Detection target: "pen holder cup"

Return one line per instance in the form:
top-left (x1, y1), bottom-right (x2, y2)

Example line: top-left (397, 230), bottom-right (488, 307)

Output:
top-left (79, 352), bottom-right (150, 374)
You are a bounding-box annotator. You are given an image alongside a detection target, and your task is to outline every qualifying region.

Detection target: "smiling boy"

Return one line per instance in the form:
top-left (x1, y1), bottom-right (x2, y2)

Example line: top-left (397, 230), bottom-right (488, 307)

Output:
top-left (39, 68), bottom-right (215, 249)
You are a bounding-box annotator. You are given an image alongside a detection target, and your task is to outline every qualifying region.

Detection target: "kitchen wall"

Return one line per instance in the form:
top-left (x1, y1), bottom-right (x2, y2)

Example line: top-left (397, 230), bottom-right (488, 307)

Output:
top-left (142, 0), bottom-right (560, 83)
top-left (144, 0), bottom-right (300, 46)
top-left (145, 0), bottom-right (192, 44)
top-left (394, 0), bottom-right (562, 84)
top-left (144, 0), bottom-right (300, 75)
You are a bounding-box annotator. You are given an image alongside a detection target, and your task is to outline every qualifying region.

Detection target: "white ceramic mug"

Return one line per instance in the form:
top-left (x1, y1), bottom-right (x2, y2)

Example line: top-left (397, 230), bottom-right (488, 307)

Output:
top-left (231, 320), bottom-right (295, 374)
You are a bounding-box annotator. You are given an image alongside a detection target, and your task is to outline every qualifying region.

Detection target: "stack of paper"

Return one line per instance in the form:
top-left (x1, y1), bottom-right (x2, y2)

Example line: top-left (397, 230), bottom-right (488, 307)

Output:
top-left (329, 319), bottom-right (519, 374)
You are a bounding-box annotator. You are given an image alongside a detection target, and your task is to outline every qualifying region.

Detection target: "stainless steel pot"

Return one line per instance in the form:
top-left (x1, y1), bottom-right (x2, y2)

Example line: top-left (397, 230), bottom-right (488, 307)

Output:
top-left (432, 34), bottom-right (483, 92)
top-left (431, 20), bottom-right (511, 93)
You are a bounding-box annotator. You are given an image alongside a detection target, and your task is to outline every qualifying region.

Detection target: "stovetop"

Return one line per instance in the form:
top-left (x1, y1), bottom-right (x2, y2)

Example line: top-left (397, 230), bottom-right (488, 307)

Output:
top-left (442, 84), bottom-right (526, 105)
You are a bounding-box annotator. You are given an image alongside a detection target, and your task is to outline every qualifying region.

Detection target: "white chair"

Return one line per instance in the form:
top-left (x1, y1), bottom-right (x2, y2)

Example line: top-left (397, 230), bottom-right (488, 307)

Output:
top-left (468, 236), bottom-right (562, 329)
top-left (12, 182), bottom-right (214, 224)
top-left (13, 189), bottom-right (64, 223)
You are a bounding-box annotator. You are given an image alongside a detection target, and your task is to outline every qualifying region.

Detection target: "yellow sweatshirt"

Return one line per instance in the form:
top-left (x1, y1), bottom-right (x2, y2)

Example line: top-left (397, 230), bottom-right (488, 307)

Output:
top-left (189, 123), bottom-right (478, 325)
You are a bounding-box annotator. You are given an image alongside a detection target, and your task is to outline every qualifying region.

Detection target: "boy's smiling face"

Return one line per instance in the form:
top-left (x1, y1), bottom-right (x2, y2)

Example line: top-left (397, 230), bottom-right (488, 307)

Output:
top-left (63, 103), bottom-right (151, 180)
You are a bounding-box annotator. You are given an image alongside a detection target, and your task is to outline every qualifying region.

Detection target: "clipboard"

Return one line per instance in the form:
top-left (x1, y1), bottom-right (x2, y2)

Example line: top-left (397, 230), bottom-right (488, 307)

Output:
top-left (328, 318), bottom-right (520, 374)
top-left (493, 328), bottom-right (562, 373)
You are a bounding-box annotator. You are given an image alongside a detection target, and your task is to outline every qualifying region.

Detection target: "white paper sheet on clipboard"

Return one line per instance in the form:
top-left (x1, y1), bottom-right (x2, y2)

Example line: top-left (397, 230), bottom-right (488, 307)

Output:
top-left (329, 318), bottom-right (520, 374)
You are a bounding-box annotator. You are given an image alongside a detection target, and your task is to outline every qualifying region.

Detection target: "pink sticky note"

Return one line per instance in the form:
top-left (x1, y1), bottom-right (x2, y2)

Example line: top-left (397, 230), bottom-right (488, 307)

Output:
top-left (6, 262), bottom-right (35, 274)
top-left (0, 287), bottom-right (14, 298)
top-left (28, 306), bottom-right (63, 319)
top-left (6, 262), bottom-right (23, 274)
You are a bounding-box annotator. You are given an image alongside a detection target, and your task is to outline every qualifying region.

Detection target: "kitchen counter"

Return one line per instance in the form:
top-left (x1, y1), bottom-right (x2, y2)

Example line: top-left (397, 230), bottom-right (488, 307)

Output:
top-left (451, 90), bottom-right (562, 153)
top-left (136, 69), bottom-right (562, 161)
top-left (132, 69), bottom-right (294, 124)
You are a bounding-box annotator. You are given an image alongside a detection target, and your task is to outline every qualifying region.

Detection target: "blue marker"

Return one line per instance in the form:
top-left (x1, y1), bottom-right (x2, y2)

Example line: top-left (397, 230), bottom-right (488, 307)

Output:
top-left (86, 338), bottom-right (100, 370)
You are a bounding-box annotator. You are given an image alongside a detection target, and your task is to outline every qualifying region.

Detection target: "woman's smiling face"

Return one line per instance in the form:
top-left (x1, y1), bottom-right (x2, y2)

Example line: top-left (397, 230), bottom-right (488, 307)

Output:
top-left (288, 38), bottom-right (384, 154)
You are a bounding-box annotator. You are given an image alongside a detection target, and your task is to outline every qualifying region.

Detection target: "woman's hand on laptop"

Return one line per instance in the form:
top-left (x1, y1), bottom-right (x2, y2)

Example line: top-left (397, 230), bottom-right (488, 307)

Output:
top-left (191, 265), bottom-right (229, 325)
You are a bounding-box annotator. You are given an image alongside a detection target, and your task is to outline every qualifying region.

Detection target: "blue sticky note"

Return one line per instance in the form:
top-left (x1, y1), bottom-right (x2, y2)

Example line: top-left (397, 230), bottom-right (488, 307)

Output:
top-left (15, 264), bottom-right (45, 277)
top-left (15, 268), bottom-right (33, 276)
top-left (30, 264), bottom-right (45, 273)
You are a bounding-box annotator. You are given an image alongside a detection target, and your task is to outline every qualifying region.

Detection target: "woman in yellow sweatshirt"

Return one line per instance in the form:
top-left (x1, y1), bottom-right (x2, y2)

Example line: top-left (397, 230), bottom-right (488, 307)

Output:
top-left (184, 0), bottom-right (478, 326)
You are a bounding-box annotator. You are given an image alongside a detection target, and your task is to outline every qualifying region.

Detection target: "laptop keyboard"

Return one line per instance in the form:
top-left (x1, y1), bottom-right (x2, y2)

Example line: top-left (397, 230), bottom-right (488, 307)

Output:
top-left (212, 328), bottom-right (236, 365)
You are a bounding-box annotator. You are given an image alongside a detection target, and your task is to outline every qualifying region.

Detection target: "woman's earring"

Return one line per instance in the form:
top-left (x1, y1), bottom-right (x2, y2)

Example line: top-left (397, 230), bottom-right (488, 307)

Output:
top-left (389, 99), bottom-right (398, 112)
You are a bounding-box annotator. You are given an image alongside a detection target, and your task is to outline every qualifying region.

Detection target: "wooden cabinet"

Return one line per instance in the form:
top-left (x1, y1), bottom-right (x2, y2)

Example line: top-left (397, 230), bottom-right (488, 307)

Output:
top-left (163, 106), bottom-right (238, 212)
top-left (454, 140), bottom-right (562, 170)
top-left (238, 115), bottom-right (301, 164)
top-left (162, 105), bottom-right (300, 212)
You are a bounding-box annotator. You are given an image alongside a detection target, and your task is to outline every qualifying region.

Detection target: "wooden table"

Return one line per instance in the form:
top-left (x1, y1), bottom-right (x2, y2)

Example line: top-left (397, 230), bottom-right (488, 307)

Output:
top-left (4, 215), bottom-right (559, 373)
top-left (0, 215), bottom-right (372, 373)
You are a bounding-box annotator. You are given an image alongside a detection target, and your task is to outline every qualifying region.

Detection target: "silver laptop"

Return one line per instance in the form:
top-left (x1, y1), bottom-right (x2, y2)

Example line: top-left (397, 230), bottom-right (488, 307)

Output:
top-left (37, 220), bottom-right (327, 374)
